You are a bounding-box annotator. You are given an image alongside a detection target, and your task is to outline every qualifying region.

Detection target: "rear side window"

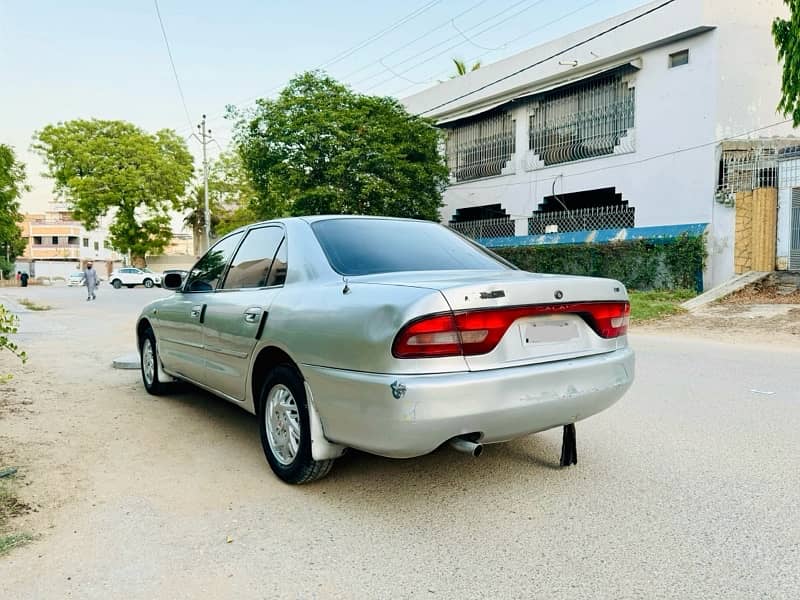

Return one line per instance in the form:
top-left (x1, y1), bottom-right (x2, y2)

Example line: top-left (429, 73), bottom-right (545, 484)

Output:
top-left (185, 231), bottom-right (244, 292)
top-left (311, 219), bottom-right (509, 276)
top-left (223, 226), bottom-right (285, 289)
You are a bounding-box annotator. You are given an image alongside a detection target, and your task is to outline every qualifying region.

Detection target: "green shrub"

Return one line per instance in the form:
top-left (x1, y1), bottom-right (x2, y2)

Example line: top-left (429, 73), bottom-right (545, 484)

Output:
top-left (494, 234), bottom-right (706, 291)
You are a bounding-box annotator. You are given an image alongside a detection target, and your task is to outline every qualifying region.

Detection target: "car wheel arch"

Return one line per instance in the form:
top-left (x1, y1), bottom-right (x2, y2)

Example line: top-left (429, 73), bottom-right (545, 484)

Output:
top-left (251, 345), bottom-right (346, 462)
top-left (251, 346), bottom-right (297, 410)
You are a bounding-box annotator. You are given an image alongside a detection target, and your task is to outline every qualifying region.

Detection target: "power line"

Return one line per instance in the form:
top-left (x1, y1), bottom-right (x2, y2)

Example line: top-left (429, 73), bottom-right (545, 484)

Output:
top-left (153, 0), bottom-right (193, 131)
top-left (355, 0), bottom-right (548, 90)
top-left (387, 0), bottom-right (603, 98)
top-left (419, 0), bottom-right (678, 116)
top-left (337, 0), bottom-right (491, 81)
top-left (318, 0), bottom-right (443, 70)
top-left (183, 0), bottom-right (448, 133)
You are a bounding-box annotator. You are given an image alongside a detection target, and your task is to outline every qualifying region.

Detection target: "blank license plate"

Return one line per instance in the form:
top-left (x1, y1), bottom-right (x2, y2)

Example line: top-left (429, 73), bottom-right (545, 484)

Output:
top-left (522, 320), bottom-right (579, 345)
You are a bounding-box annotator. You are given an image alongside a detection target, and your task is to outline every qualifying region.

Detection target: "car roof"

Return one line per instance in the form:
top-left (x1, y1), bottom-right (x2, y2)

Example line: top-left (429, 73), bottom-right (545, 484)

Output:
top-left (225, 214), bottom-right (432, 236)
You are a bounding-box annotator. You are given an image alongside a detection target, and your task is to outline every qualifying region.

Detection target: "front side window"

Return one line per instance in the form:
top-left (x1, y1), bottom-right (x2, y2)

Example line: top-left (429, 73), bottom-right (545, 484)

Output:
top-left (312, 219), bottom-right (509, 276)
top-left (222, 226), bottom-right (285, 290)
top-left (185, 232), bottom-right (244, 292)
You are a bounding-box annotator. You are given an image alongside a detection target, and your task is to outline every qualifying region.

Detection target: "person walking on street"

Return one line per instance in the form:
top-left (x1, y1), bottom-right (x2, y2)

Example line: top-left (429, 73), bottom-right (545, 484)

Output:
top-left (20, 272), bottom-right (28, 287)
top-left (83, 261), bottom-right (98, 301)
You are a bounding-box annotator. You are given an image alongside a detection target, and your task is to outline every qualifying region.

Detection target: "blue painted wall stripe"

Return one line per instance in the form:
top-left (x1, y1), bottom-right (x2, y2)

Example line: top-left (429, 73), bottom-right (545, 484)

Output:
top-left (478, 223), bottom-right (709, 248)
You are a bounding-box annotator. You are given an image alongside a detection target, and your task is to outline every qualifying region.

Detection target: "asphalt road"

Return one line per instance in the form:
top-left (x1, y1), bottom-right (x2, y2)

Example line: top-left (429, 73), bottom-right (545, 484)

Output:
top-left (0, 284), bottom-right (798, 599)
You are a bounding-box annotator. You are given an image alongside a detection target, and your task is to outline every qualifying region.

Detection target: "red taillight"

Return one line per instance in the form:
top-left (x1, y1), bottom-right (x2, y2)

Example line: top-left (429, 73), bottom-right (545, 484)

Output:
top-left (392, 301), bottom-right (630, 358)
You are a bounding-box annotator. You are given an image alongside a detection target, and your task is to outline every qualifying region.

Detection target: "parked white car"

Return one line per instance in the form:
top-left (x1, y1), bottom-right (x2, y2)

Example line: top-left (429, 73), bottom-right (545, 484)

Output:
top-left (66, 270), bottom-right (103, 287)
top-left (109, 267), bottom-right (162, 289)
top-left (66, 271), bottom-right (85, 287)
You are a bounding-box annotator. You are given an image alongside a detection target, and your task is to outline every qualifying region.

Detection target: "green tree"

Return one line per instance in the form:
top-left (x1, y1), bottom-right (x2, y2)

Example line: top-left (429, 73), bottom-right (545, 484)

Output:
top-left (231, 71), bottom-right (448, 221)
top-left (0, 144), bottom-right (28, 265)
top-left (33, 120), bottom-right (194, 265)
top-left (452, 58), bottom-right (481, 77)
top-left (774, 2), bottom-right (800, 125)
top-left (208, 151), bottom-right (259, 235)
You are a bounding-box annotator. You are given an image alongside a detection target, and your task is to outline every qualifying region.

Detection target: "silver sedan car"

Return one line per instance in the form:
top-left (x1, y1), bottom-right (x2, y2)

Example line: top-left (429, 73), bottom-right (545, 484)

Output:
top-left (137, 216), bottom-right (634, 483)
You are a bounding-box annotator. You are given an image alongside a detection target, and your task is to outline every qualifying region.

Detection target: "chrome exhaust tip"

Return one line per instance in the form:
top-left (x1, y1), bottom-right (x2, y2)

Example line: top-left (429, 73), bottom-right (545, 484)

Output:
top-left (449, 437), bottom-right (483, 457)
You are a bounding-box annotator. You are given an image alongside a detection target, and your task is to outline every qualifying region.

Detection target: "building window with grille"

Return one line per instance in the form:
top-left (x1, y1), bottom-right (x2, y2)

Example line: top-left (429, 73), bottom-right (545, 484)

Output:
top-left (33, 236), bottom-right (42, 245)
top-left (51, 236), bottom-right (59, 245)
top-left (448, 204), bottom-right (515, 238)
top-left (83, 238), bottom-right (89, 247)
top-left (444, 111), bottom-right (516, 182)
top-left (103, 240), bottom-right (111, 249)
top-left (67, 236), bottom-right (79, 246)
top-left (528, 71), bottom-right (635, 168)
top-left (93, 241), bottom-right (99, 251)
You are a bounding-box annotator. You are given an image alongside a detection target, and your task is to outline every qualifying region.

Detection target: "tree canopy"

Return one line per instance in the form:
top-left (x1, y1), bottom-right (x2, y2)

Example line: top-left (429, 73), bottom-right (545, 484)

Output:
top-left (33, 119), bottom-right (194, 263)
top-left (0, 144), bottom-right (28, 262)
top-left (231, 71), bottom-right (448, 221)
top-left (774, 2), bottom-right (800, 125)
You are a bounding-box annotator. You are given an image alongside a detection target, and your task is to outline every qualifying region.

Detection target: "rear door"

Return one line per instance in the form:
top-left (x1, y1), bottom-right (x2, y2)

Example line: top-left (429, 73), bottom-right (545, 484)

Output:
top-left (156, 232), bottom-right (244, 383)
top-left (202, 226), bottom-right (287, 400)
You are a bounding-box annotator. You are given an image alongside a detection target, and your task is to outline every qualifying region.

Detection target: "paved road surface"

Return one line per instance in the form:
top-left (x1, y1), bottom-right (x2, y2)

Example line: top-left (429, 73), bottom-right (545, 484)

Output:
top-left (0, 284), bottom-right (798, 599)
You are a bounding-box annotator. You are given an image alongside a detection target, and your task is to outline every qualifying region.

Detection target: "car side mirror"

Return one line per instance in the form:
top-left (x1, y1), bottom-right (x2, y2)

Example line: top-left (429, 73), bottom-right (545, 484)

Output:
top-left (163, 272), bottom-right (184, 290)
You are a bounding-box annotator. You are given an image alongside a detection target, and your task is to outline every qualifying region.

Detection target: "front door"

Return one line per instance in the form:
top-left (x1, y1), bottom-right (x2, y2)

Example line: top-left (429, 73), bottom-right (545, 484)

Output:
top-left (159, 231), bottom-right (244, 384)
top-left (202, 226), bottom-right (287, 400)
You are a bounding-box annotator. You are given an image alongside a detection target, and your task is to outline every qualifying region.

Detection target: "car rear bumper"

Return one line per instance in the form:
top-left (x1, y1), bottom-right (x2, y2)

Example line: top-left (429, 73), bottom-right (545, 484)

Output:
top-left (302, 347), bottom-right (634, 458)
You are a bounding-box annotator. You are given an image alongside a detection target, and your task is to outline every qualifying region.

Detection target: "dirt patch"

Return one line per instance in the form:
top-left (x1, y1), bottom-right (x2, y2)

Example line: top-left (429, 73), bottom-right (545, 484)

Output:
top-left (634, 303), bottom-right (800, 346)
top-left (721, 272), bottom-right (800, 305)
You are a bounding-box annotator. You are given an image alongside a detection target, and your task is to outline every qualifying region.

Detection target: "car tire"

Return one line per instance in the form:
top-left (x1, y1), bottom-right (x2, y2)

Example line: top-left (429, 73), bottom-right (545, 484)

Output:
top-left (112, 279), bottom-right (122, 289)
top-left (258, 364), bottom-right (334, 484)
top-left (139, 327), bottom-right (171, 396)
top-left (143, 278), bottom-right (154, 288)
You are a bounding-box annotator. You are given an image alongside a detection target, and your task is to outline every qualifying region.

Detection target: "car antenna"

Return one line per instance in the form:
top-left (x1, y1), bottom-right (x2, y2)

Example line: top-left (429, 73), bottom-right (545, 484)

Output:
top-left (342, 277), bottom-right (350, 295)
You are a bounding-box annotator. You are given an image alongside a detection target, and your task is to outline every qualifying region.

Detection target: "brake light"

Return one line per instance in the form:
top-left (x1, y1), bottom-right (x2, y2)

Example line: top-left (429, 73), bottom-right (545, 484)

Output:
top-left (392, 301), bottom-right (629, 358)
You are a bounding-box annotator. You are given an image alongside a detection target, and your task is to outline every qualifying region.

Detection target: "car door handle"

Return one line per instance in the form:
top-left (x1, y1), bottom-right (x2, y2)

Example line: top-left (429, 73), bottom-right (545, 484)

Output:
top-left (243, 307), bottom-right (263, 323)
top-left (190, 305), bottom-right (203, 318)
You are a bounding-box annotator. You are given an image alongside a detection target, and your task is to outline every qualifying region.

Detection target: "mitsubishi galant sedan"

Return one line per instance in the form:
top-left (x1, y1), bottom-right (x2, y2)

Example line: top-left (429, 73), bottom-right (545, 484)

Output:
top-left (136, 216), bottom-right (634, 484)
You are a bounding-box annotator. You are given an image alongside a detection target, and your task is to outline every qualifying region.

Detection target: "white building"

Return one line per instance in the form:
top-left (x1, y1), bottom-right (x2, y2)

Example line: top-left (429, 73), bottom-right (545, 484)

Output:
top-left (17, 211), bottom-right (123, 279)
top-left (403, 0), bottom-right (799, 286)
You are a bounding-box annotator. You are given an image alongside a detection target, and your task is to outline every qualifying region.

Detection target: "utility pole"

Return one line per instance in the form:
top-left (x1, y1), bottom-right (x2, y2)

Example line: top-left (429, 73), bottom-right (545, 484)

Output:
top-left (197, 115), bottom-right (211, 253)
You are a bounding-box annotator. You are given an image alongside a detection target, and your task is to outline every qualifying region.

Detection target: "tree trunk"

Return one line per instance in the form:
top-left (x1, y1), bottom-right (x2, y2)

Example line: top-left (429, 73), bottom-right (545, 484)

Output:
top-left (132, 255), bottom-right (146, 268)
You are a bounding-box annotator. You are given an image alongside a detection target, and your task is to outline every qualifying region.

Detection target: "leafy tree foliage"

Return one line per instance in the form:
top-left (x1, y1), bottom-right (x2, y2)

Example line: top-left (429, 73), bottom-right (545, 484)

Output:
top-left (0, 144), bottom-right (28, 261)
top-left (231, 72), bottom-right (448, 221)
top-left (183, 152), bottom-right (259, 251)
top-left (451, 58), bottom-right (481, 77)
top-left (33, 120), bottom-right (194, 264)
top-left (774, 2), bottom-right (800, 125)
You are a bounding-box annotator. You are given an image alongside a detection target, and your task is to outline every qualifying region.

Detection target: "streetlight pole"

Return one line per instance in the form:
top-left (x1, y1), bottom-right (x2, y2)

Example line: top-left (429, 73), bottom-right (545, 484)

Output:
top-left (198, 115), bottom-right (211, 253)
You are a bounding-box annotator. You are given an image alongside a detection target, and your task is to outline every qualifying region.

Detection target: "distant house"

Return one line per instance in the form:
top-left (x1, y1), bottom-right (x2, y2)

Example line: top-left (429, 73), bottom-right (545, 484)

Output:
top-left (17, 211), bottom-right (122, 279)
top-left (403, 0), bottom-right (799, 286)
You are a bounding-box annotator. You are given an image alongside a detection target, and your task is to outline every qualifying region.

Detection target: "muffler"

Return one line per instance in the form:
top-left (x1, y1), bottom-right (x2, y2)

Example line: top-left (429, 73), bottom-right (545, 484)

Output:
top-left (448, 436), bottom-right (483, 457)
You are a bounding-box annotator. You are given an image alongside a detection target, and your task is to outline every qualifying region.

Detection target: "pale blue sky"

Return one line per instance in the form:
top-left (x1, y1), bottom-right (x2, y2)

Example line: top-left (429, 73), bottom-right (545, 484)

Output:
top-left (2, 0), bottom-right (645, 214)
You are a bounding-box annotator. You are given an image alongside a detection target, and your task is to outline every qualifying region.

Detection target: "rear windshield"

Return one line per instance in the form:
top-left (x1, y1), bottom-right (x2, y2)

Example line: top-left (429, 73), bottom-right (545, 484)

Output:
top-left (311, 218), bottom-right (510, 276)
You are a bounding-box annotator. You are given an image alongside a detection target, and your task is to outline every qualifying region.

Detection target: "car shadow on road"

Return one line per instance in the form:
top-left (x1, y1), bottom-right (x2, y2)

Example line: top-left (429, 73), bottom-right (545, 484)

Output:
top-left (152, 382), bottom-right (578, 508)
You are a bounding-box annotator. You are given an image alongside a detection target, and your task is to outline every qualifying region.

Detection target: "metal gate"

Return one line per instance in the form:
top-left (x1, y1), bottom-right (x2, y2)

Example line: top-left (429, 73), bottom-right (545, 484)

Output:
top-left (792, 188), bottom-right (800, 270)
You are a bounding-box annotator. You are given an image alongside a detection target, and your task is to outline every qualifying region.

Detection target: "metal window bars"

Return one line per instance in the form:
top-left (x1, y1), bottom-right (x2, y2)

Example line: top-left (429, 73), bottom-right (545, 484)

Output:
top-left (527, 73), bottom-right (635, 168)
top-left (448, 217), bottom-right (516, 239)
top-left (444, 112), bottom-right (516, 182)
top-left (715, 144), bottom-right (784, 205)
top-left (528, 205), bottom-right (635, 235)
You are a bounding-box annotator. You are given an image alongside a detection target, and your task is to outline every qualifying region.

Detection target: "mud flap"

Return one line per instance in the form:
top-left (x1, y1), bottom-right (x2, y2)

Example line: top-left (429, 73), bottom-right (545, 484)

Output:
top-left (560, 423), bottom-right (577, 467)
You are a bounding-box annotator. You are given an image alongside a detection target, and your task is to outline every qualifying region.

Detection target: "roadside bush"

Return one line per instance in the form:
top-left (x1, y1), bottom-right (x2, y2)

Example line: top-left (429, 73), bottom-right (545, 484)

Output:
top-left (494, 234), bottom-right (706, 291)
top-left (0, 304), bottom-right (26, 381)
top-left (0, 258), bottom-right (13, 279)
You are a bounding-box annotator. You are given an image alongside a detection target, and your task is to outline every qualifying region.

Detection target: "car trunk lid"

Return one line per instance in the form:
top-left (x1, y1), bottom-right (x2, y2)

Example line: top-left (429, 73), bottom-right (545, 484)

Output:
top-left (358, 270), bottom-right (628, 371)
